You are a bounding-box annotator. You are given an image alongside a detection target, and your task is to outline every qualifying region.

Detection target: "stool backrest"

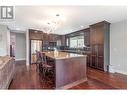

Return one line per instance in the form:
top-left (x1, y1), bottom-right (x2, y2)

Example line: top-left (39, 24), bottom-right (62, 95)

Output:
top-left (36, 50), bottom-right (42, 63)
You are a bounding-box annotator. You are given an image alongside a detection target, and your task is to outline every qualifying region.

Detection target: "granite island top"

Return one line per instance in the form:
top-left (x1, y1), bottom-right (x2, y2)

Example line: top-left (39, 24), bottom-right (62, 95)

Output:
top-left (43, 51), bottom-right (87, 60)
top-left (62, 50), bottom-right (91, 54)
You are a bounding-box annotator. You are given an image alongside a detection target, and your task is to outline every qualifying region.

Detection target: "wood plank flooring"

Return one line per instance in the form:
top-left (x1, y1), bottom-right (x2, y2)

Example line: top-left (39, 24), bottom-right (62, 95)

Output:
top-left (9, 61), bottom-right (127, 89)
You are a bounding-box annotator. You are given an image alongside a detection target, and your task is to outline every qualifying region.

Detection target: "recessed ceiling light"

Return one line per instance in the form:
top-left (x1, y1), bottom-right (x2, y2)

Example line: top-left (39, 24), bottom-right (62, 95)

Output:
top-left (81, 25), bottom-right (84, 28)
top-left (16, 28), bottom-right (21, 30)
top-left (56, 14), bottom-right (59, 16)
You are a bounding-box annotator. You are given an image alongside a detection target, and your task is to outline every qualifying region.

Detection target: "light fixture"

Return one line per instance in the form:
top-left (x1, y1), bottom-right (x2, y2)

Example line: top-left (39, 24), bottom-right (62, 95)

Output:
top-left (43, 13), bottom-right (65, 34)
top-left (80, 25), bottom-right (84, 28)
top-left (56, 14), bottom-right (60, 16)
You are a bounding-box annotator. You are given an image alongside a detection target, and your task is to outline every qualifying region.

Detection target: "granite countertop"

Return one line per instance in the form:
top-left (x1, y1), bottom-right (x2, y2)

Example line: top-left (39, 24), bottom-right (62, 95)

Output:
top-left (0, 56), bottom-right (13, 69)
top-left (62, 50), bottom-right (91, 54)
top-left (43, 51), bottom-right (87, 60)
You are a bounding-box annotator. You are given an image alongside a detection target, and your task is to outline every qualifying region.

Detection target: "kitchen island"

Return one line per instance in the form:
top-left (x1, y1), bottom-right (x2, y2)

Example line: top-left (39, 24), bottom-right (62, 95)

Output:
top-left (43, 51), bottom-right (87, 89)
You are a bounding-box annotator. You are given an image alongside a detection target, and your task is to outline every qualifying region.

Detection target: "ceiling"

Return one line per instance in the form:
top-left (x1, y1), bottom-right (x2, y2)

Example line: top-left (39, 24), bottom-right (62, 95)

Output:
top-left (1, 6), bottom-right (127, 34)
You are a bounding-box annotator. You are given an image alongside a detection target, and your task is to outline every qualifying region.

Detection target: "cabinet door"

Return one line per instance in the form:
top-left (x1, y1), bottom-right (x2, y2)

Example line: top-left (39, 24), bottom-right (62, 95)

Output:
top-left (90, 45), bottom-right (97, 68)
top-left (97, 56), bottom-right (104, 70)
top-left (97, 45), bottom-right (104, 57)
top-left (90, 28), bottom-right (96, 45)
top-left (87, 54), bottom-right (90, 67)
top-left (43, 33), bottom-right (48, 41)
top-left (84, 31), bottom-right (90, 46)
top-left (91, 45), bottom-right (98, 55)
top-left (90, 55), bottom-right (97, 68)
top-left (97, 45), bottom-right (104, 70)
top-left (90, 23), bottom-right (104, 45)
top-left (49, 34), bottom-right (53, 41)
top-left (95, 26), bottom-right (104, 44)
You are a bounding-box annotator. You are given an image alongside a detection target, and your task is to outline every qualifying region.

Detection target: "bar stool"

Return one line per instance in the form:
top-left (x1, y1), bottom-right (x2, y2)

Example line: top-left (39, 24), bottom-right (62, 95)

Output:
top-left (41, 53), bottom-right (54, 79)
top-left (36, 53), bottom-right (54, 87)
top-left (35, 50), bottom-right (43, 72)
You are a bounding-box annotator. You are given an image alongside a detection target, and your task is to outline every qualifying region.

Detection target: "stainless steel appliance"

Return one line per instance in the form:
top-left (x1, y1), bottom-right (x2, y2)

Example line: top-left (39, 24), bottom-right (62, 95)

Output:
top-left (30, 40), bottom-right (42, 64)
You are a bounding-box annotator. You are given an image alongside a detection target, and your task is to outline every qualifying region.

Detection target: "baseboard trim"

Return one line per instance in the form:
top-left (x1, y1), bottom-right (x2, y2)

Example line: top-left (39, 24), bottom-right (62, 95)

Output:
top-left (57, 78), bottom-right (87, 89)
top-left (109, 66), bottom-right (127, 75)
top-left (115, 70), bottom-right (127, 75)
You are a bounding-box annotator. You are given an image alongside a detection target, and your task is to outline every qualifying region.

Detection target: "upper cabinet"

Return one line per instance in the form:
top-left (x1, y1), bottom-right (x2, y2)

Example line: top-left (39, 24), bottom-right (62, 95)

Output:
top-left (90, 22), bottom-right (106, 45)
top-left (83, 28), bottom-right (90, 46)
top-left (29, 29), bottom-right (43, 40)
top-left (29, 29), bottom-right (63, 46)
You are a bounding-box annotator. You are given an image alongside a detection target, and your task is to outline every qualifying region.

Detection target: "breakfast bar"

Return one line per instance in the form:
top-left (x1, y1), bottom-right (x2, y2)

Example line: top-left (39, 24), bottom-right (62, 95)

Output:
top-left (43, 51), bottom-right (87, 89)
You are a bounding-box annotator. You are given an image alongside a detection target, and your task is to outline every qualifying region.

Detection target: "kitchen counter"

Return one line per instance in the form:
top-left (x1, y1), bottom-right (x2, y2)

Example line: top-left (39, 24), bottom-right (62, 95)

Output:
top-left (61, 50), bottom-right (91, 54)
top-left (43, 51), bottom-right (86, 60)
top-left (43, 51), bottom-right (87, 89)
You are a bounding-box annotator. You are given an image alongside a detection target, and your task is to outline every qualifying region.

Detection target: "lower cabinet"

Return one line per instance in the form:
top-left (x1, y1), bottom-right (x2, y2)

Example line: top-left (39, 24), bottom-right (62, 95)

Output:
top-left (86, 54), bottom-right (91, 67)
top-left (89, 45), bottom-right (104, 71)
top-left (90, 55), bottom-right (97, 68)
top-left (97, 56), bottom-right (104, 70)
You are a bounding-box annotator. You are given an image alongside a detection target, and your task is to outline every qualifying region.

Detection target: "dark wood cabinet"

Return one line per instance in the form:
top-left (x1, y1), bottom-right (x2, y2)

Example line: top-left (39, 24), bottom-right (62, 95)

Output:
top-left (84, 28), bottom-right (90, 46)
top-left (48, 34), bottom-right (58, 42)
top-left (83, 28), bottom-right (91, 66)
top-left (29, 29), bottom-right (62, 50)
top-left (29, 21), bottom-right (110, 71)
top-left (29, 29), bottom-right (43, 40)
top-left (86, 54), bottom-right (91, 67)
top-left (41, 33), bottom-right (62, 46)
top-left (89, 21), bottom-right (110, 71)
top-left (90, 45), bottom-right (104, 70)
top-left (60, 35), bottom-right (66, 46)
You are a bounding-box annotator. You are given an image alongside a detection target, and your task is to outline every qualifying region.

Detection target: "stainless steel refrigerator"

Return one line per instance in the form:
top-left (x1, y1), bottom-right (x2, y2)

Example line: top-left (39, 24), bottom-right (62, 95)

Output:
top-left (30, 40), bottom-right (42, 64)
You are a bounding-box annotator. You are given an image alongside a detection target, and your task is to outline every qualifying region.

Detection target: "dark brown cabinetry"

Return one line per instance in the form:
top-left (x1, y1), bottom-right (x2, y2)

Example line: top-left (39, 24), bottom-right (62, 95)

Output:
top-left (84, 28), bottom-right (90, 46)
top-left (86, 54), bottom-right (91, 67)
top-left (89, 21), bottom-right (110, 71)
top-left (83, 28), bottom-right (91, 67)
top-left (29, 29), bottom-right (63, 47)
top-left (29, 21), bottom-right (110, 71)
top-left (29, 29), bottom-right (63, 64)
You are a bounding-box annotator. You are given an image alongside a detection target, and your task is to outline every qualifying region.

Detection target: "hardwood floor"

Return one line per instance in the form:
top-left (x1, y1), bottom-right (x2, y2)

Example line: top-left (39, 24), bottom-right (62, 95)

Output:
top-left (9, 61), bottom-right (54, 89)
top-left (9, 61), bottom-right (127, 89)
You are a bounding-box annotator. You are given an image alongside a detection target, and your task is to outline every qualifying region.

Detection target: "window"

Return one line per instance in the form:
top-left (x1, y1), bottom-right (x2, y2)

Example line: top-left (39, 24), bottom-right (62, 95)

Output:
top-left (70, 36), bottom-right (84, 48)
top-left (57, 40), bottom-right (61, 46)
top-left (66, 38), bottom-right (69, 46)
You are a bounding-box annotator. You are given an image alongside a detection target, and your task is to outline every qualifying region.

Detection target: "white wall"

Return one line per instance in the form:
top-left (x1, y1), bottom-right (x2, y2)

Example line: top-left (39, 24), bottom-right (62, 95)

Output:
top-left (110, 20), bottom-right (127, 75)
top-left (0, 24), bottom-right (10, 56)
top-left (15, 33), bottom-right (26, 60)
top-left (26, 30), bottom-right (29, 65)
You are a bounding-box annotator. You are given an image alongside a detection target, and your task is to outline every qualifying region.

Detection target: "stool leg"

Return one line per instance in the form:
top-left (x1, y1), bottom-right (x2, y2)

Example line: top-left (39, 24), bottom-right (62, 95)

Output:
top-left (36, 63), bottom-right (38, 72)
top-left (42, 68), bottom-right (46, 81)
